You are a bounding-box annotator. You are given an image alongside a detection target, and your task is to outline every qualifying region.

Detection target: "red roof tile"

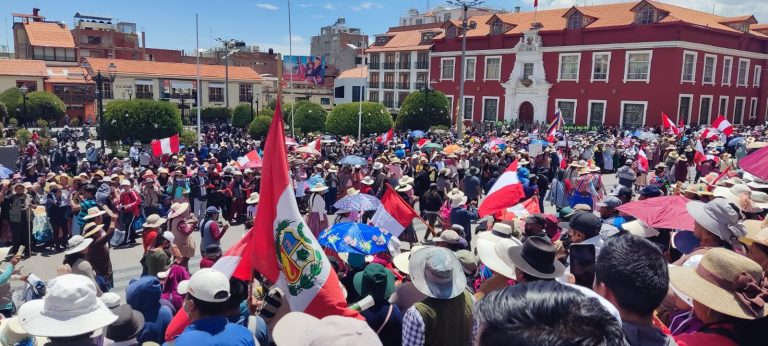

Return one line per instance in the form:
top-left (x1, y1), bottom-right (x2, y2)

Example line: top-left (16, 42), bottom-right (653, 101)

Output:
top-left (367, 23), bottom-right (445, 53)
top-left (337, 66), bottom-right (368, 79)
top-left (0, 59), bottom-right (48, 77)
top-left (84, 58), bottom-right (262, 81)
top-left (24, 22), bottom-right (75, 48)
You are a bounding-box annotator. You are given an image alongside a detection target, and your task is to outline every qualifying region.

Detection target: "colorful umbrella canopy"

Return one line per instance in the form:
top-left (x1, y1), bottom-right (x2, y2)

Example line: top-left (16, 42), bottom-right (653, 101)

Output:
top-left (740, 144), bottom-right (768, 180)
top-left (615, 195), bottom-right (695, 231)
top-left (334, 192), bottom-right (381, 211)
top-left (294, 146), bottom-right (321, 156)
top-left (443, 144), bottom-right (463, 154)
top-left (410, 130), bottom-right (426, 138)
top-left (319, 222), bottom-right (391, 255)
top-left (421, 142), bottom-right (443, 153)
top-left (338, 155), bottom-right (367, 166)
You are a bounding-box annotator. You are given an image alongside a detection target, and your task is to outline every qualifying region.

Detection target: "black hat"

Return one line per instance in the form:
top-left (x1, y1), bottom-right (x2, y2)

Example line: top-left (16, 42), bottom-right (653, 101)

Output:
top-left (105, 304), bottom-right (144, 342)
top-left (568, 211), bottom-right (602, 238)
top-left (205, 244), bottom-right (223, 256)
top-left (610, 185), bottom-right (633, 199)
top-left (639, 185), bottom-right (663, 197)
top-left (524, 214), bottom-right (546, 226)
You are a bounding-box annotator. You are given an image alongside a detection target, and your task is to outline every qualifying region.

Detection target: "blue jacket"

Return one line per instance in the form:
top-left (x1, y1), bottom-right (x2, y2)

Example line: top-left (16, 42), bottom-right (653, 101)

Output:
top-left (450, 206), bottom-right (478, 236)
top-left (173, 316), bottom-right (255, 346)
top-left (126, 276), bottom-right (173, 344)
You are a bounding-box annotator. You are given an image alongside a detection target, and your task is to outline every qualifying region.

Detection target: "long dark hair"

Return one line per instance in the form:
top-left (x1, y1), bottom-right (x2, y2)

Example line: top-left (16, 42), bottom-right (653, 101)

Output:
top-left (63, 252), bottom-right (85, 267)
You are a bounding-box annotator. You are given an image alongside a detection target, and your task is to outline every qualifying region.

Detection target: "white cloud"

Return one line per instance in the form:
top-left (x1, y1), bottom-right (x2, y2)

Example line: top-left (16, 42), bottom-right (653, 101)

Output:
top-left (255, 3), bottom-right (279, 10)
top-left (298, 3), bottom-right (313, 8)
top-left (322, 3), bottom-right (337, 10)
top-left (352, 1), bottom-right (383, 11)
top-left (288, 35), bottom-right (305, 43)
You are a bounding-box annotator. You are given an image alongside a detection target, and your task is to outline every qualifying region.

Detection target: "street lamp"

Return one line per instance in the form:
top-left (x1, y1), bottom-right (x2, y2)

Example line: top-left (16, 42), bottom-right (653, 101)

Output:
top-left (124, 85), bottom-right (134, 100)
top-left (248, 88), bottom-right (255, 120)
top-left (179, 93), bottom-right (187, 123)
top-left (82, 60), bottom-right (117, 149)
top-left (216, 38), bottom-right (242, 110)
top-left (18, 85), bottom-right (28, 124)
top-left (418, 75), bottom-right (437, 123)
top-left (447, 0), bottom-right (484, 136)
top-left (347, 43), bottom-right (365, 141)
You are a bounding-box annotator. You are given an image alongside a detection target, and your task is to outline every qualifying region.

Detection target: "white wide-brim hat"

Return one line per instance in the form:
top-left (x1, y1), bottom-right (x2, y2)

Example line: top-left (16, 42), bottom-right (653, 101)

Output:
top-left (392, 245), bottom-right (425, 275)
top-left (476, 237), bottom-right (523, 280)
top-left (65, 236), bottom-right (93, 255)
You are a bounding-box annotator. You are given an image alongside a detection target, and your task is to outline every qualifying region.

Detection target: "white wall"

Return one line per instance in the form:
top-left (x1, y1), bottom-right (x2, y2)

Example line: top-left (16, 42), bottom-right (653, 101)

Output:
top-left (334, 76), bottom-right (366, 105)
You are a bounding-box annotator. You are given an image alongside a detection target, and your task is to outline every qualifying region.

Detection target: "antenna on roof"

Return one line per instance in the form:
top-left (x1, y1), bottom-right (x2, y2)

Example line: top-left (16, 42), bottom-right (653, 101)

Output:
top-left (712, 2), bottom-right (715, 14)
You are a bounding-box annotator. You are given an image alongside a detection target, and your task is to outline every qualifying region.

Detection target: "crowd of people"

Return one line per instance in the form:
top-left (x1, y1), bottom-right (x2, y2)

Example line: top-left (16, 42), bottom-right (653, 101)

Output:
top-left (0, 120), bottom-right (767, 345)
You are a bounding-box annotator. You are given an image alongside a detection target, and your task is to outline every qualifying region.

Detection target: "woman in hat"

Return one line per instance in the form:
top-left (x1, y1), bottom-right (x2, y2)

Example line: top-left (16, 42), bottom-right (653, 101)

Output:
top-left (325, 166), bottom-right (339, 214)
top-left (141, 177), bottom-right (162, 216)
top-left (670, 248), bottom-right (768, 345)
top-left (83, 206), bottom-right (118, 289)
top-left (306, 183), bottom-right (329, 238)
top-left (143, 231), bottom-right (176, 277)
top-left (679, 199), bottom-right (747, 266)
top-left (168, 202), bottom-right (196, 268)
top-left (45, 183), bottom-right (71, 251)
top-left (0, 248), bottom-right (22, 317)
top-left (395, 184), bottom-right (419, 246)
top-left (117, 179), bottom-right (142, 246)
top-left (62, 235), bottom-right (102, 294)
top-left (142, 214), bottom-right (167, 254)
top-left (166, 170), bottom-right (190, 203)
top-left (354, 263), bottom-right (402, 346)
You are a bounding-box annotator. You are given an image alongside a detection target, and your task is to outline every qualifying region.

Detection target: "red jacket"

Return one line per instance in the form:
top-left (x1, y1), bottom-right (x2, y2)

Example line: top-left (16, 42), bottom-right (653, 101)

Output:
top-left (119, 189), bottom-right (141, 217)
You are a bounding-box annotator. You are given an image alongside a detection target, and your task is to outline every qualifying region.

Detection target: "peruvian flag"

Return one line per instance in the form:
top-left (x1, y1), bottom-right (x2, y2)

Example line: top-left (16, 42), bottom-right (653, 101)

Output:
top-left (236, 150), bottom-right (262, 169)
top-left (311, 137), bottom-right (322, 152)
top-left (712, 115), bottom-right (734, 136)
top-left (150, 134), bottom-right (180, 156)
top-left (693, 140), bottom-right (719, 164)
top-left (250, 101), bottom-right (359, 319)
top-left (377, 128), bottom-right (394, 144)
top-left (498, 196), bottom-right (540, 221)
top-left (700, 128), bottom-right (720, 141)
top-left (416, 138), bottom-right (431, 149)
top-left (662, 112), bottom-right (680, 136)
top-left (212, 231), bottom-right (252, 281)
top-left (478, 160), bottom-right (526, 217)
top-left (545, 109), bottom-right (563, 143)
top-left (637, 149), bottom-right (649, 172)
top-left (371, 184), bottom-right (419, 237)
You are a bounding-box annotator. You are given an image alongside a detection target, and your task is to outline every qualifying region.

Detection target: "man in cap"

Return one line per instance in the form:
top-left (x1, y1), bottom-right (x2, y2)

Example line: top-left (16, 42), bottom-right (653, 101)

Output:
top-left (175, 268), bottom-right (255, 345)
top-left (616, 160), bottom-right (637, 189)
top-left (523, 214), bottom-right (550, 242)
top-left (190, 167), bottom-right (209, 219)
top-left (564, 211), bottom-right (604, 253)
top-left (638, 185), bottom-right (662, 200)
top-left (597, 196), bottom-right (626, 231)
top-left (611, 185), bottom-right (634, 204)
top-left (199, 207), bottom-right (230, 254)
top-left (462, 167), bottom-right (482, 203)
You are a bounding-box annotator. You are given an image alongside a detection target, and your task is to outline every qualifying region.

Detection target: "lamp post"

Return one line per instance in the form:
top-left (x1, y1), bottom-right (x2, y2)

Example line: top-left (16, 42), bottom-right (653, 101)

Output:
top-left (124, 85), bottom-right (133, 100)
top-left (447, 0), bottom-right (483, 137)
top-left (82, 60), bottom-right (117, 149)
top-left (216, 38), bottom-right (242, 110)
top-left (18, 85), bottom-right (28, 123)
top-left (248, 89), bottom-right (255, 120)
top-left (179, 93), bottom-right (187, 123)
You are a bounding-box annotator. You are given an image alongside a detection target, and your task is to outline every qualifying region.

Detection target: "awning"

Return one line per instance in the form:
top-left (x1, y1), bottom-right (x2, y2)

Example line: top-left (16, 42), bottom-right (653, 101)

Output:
top-left (208, 83), bottom-right (225, 88)
top-left (135, 79), bottom-right (153, 86)
top-left (171, 80), bottom-right (193, 89)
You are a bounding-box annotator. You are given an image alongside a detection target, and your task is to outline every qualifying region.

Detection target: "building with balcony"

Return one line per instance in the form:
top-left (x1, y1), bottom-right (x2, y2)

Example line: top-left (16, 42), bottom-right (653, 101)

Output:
top-left (430, 0), bottom-right (768, 127)
top-left (366, 23), bottom-right (441, 112)
top-left (311, 17), bottom-right (368, 82)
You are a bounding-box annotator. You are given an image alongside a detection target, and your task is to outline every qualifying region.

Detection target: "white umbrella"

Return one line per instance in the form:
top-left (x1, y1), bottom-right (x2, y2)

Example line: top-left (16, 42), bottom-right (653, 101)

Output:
top-left (294, 146), bottom-right (321, 156)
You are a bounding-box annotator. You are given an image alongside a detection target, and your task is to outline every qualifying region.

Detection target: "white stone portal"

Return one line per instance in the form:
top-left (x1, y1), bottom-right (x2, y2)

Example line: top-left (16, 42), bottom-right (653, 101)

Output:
top-left (501, 28), bottom-right (552, 124)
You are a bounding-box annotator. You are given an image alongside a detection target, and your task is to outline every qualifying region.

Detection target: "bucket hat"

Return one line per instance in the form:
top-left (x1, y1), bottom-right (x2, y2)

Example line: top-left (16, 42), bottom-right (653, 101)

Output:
top-left (408, 246), bottom-right (465, 299)
top-left (273, 312), bottom-right (381, 346)
top-left (353, 263), bottom-right (395, 300)
top-left (143, 214), bottom-right (167, 228)
top-left (65, 235), bottom-right (93, 255)
top-left (18, 274), bottom-right (118, 337)
top-left (686, 199), bottom-right (746, 244)
top-left (507, 236), bottom-right (566, 279)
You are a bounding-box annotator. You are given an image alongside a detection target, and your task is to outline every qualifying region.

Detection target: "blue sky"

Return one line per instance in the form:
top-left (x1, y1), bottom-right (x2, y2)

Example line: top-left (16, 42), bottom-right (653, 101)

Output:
top-left (1, 0), bottom-right (762, 56)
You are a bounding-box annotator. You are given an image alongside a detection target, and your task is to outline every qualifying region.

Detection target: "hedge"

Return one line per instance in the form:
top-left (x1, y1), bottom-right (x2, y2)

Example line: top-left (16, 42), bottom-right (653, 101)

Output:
top-left (396, 90), bottom-right (450, 131)
top-left (292, 101), bottom-right (327, 134)
top-left (102, 99), bottom-right (183, 143)
top-left (325, 102), bottom-right (393, 136)
top-left (249, 116), bottom-right (273, 139)
top-left (26, 91), bottom-right (66, 122)
top-left (0, 88), bottom-right (21, 119)
top-left (232, 104), bottom-right (254, 128)
top-left (190, 107), bottom-right (232, 121)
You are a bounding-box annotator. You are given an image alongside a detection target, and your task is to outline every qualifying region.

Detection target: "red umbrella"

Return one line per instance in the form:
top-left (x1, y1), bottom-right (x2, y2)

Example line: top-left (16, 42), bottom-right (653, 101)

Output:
top-left (739, 145), bottom-right (768, 181)
top-left (616, 195), bottom-right (695, 231)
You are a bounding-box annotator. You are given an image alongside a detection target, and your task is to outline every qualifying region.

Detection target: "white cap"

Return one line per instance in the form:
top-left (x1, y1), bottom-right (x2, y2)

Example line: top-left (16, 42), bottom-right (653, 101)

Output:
top-left (177, 268), bottom-right (230, 303)
top-left (162, 231), bottom-right (175, 243)
top-left (119, 179), bottom-right (131, 186)
top-left (273, 312), bottom-right (382, 346)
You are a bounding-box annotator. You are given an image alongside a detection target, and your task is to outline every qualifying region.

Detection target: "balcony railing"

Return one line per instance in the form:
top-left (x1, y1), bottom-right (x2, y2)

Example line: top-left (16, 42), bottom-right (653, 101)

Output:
top-left (415, 61), bottom-right (429, 69)
top-left (382, 63), bottom-right (396, 70)
top-left (368, 81), bottom-right (380, 89)
top-left (368, 63), bottom-right (380, 70)
top-left (398, 62), bottom-right (411, 69)
top-left (414, 83), bottom-right (426, 90)
top-left (382, 82), bottom-right (395, 89)
top-left (136, 92), bottom-right (154, 99)
top-left (396, 82), bottom-right (411, 89)
top-left (383, 99), bottom-right (395, 108)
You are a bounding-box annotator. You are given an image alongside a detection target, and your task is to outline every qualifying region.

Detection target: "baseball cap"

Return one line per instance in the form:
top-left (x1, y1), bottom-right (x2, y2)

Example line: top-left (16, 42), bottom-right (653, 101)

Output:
top-left (639, 185), bottom-right (663, 197)
top-left (177, 268), bottom-right (230, 303)
top-left (273, 312), bottom-right (381, 346)
top-left (205, 206), bottom-right (219, 215)
top-left (524, 214), bottom-right (546, 226)
top-left (568, 211), bottom-right (602, 238)
top-left (596, 196), bottom-right (623, 209)
top-left (558, 207), bottom-right (574, 220)
top-left (610, 185), bottom-right (633, 199)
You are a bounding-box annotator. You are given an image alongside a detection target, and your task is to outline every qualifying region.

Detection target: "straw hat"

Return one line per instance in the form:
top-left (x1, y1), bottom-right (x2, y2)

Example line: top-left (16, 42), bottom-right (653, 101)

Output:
top-left (310, 183), bottom-right (329, 192)
top-left (65, 235), bottom-right (93, 255)
top-left (399, 176), bottom-right (414, 185)
top-left (478, 223), bottom-right (515, 244)
top-left (82, 207), bottom-right (106, 220)
top-left (739, 220), bottom-right (768, 247)
top-left (392, 245), bottom-right (424, 275)
top-left (372, 162), bottom-right (384, 170)
top-left (143, 214), bottom-right (167, 228)
top-left (167, 202), bottom-right (190, 219)
top-left (621, 220), bottom-right (660, 238)
top-left (518, 159), bottom-right (530, 166)
top-left (669, 248), bottom-right (768, 320)
top-left (361, 176), bottom-right (375, 185)
top-left (449, 191), bottom-right (467, 208)
top-left (395, 184), bottom-right (413, 193)
top-left (82, 222), bottom-right (104, 239)
top-left (476, 237), bottom-right (524, 279)
top-left (246, 192), bottom-right (260, 205)
top-left (346, 187), bottom-right (359, 196)
top-left (0, 317), bottom-right (48, 345)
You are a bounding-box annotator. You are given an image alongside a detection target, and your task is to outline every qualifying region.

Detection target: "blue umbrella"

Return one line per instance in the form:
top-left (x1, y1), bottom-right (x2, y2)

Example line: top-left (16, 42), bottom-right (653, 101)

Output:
top-left (410, 130), bottom-right (426, 138)
top-left (319, 222), bottom-right (391, 255)
top-left (728, 137), bottom-right (745, 147)
top-left (0, 166), bottom-right (11, 179)
top-left (338, 155), bottom-right (367, 166)
top-left (334, 192), bottom-right (381, 211)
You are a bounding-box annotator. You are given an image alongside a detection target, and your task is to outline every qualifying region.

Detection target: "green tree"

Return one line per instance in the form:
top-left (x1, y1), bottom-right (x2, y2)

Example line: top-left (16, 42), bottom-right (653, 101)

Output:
top-left (325, 102), bottom-right (393, 136)
top-left (248, 116), bottom-right (273, 139)
top-left (102, 99), bottom-right (183, 143)
top-left (396, 90), bottom-right (450, 131)
top-left (0, 102), bottom-right (7, 123)
top-left (0, 88), bottom-right (22, 119)
top-left (180, 129), bottom-right (197, 146)
top-left (16, 128), bottom-right (30, 147)
top-left (191, 107), bottom-right (232, 122)
top-left (26, 91), bottom-right (66, 122)
top-left (293, 101), bottom-right (327, 134)
top-left (232, 104), bottom-right (254, 128)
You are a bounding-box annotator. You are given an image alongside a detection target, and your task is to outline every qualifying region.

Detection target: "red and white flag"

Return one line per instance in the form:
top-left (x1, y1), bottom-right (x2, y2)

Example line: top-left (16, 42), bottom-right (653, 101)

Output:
top-left (478, 160), bottom-right (526, 217)
top-left (700, 128), bottom-right (720, 141)
top-left (693, 140), bottom-right (719, 164)
top-left (212, 231), bottom-right (252, 281)
top-left (311, 137), bottom-right (322, 151)
top-left (371, 185), bottom-right (419, 237)
top-left (416, 138), bottom-right (431, 148)
top-left (236, 150), bottom-right (262, 169)
top-left (251, 102), bottom-right (359, 319)
top-left (498, 196), bottom-right (540, 221)
top-left (661, 112), bottom-right (680, 136)
top-left (712, 115), bottom-right (733, 136)
top-left (150, 134), bottom-right (180, 156)
top-left (637, 149), bottom-right (649, 172)
top-left (377, 128), bottom-right (394, 144)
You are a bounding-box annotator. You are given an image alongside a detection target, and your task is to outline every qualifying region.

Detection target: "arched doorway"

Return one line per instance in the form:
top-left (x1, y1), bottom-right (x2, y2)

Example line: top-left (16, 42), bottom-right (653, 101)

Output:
top-left (518, 102), bottom-right (534, 124)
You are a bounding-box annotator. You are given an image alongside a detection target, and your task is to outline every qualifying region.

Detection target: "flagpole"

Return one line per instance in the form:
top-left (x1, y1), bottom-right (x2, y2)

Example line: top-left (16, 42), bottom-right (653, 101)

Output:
top-left (287, 0), bottom-right (295, 138)
top-left (196, 14), bottom-right (202, 146)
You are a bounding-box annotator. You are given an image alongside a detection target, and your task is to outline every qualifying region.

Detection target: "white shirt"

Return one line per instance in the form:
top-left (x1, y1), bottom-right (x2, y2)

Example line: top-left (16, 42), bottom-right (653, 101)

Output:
top-left (310, 194), bottom-right (326, 221)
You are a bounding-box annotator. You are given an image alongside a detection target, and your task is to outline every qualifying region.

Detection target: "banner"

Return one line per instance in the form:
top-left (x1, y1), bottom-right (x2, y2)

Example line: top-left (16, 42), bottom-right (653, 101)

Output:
top-left (283, 55), bottom-right (325, 85)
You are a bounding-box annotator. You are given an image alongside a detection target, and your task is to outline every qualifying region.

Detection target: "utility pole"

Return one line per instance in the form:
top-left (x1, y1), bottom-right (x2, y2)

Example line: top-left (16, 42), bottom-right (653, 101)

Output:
top-left (447, 0), bottom-right (483, 137)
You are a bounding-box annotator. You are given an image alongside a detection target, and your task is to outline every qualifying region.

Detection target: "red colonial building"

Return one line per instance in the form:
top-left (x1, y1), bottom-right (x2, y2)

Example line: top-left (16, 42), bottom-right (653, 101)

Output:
top-left (430, 0), bottom-right (768, 128)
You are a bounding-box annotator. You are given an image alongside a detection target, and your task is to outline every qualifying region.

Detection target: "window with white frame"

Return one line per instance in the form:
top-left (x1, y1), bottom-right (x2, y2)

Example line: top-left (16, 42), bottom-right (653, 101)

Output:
top-left (719, 96), bottom-right (729, 118)
top-left (588, 100), bottom-right (606, 128)
top-left (681, 51), bottom-right (696, 83)
top-left (749, 97), bottom-right (758, 119)
top-left (699, 96), bottom-right (712, 125)
top-left (482, 97), bottom-right (498, 121)
top-left (465, 58), bottom-right (476, 80)
top-left (463, 96), bottom-right (474, 120)
top-left (485, 57), bottom-right (501, 80)
top-left (722, 56), bottom-right (733, 85)
top-left (625, 51), bottom-right (651, 82)
top-left (737, 59), bottom-right (749, 86)
top-left (592, 52), bottom-right (610, 82)
top-left (559, 54), bottom-right (580, 81)
top-left (446, 95), bottom-right (454, 119)
top-left (754, 65), bottom-right (762, 87)
top-left (621, 101), bottom-right (647, 128)
top-left (678, 94), bottom-right (693, 124)
top-left (733, 97), bottom-right (745, 124)
top-left (556, 99), bottom-right (576, 124)
top-left (523, 63), bottom-right (534, 79)
top-left (702, 54), bottom-right (716, 85)
top-left (441, 58), bottom-right (455, 80)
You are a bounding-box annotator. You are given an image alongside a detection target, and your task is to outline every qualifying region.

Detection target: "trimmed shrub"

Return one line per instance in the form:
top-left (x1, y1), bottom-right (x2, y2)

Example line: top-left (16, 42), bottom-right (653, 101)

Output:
top-left (232, 104), bottom-right (254, 128)
top-left (396, 90), bottom-right (450, 131)
top-left (292, 101), bottom-right (327, 134)
top-left (0, 88), bottom-right (22, 119)
top-left (180, 129), bottom-right (197, 147)
top-left (248, 116), bottom-right (273, 139)
top-left (326, 102), bottom-right (393, 136)
top-left (102, 99), bottom-right (183, 143)
top-left (16, 128), bottom-right (31, 146)
top-left (8, 118), bottom-right (18, 127)
top-left (26, 91), bottom-right (66, 122)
